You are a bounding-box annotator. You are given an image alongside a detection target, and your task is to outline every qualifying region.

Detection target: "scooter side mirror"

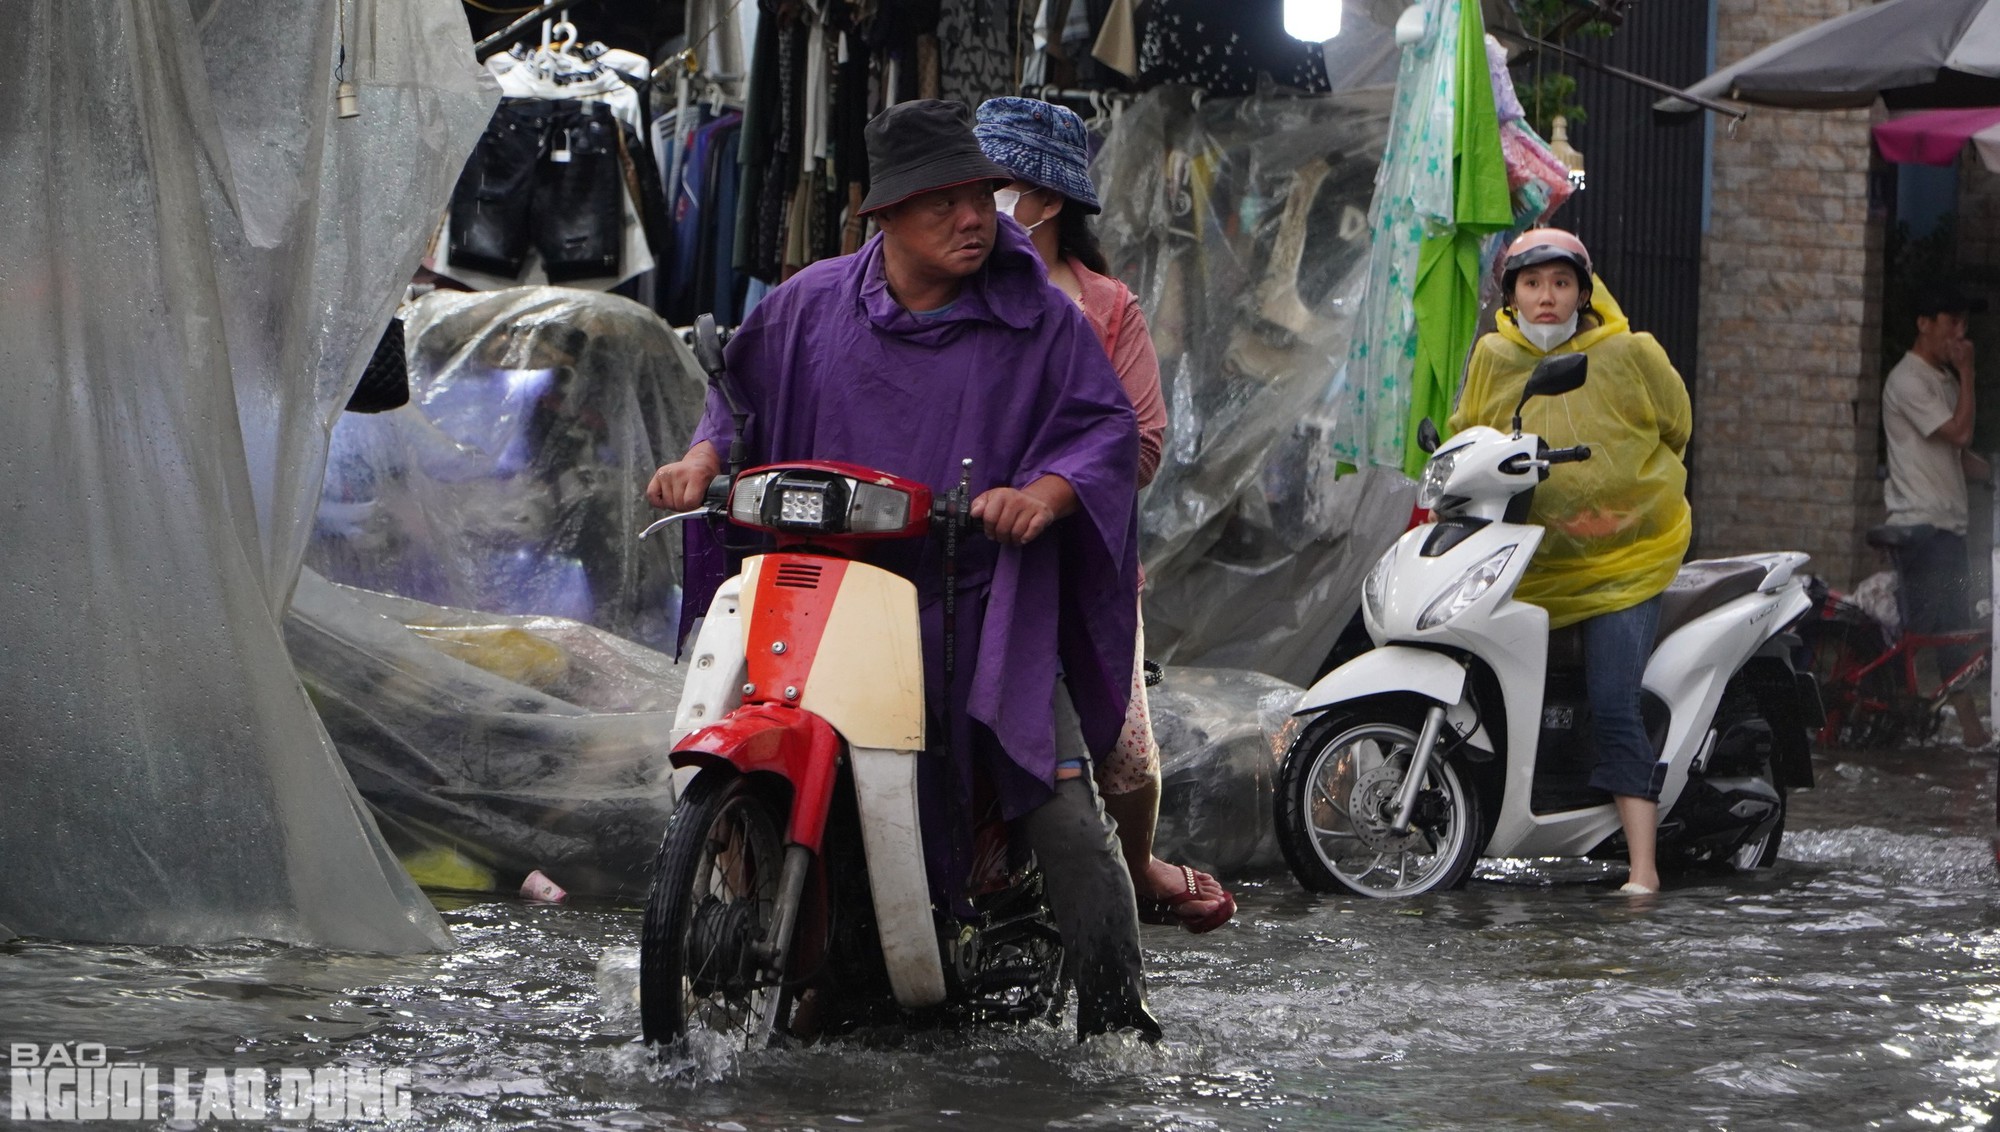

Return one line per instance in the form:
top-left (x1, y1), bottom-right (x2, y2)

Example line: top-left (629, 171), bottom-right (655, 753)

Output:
top-left (691, 313), bottom-right (730, 380)
top-left (1523, 353), bottom-right (1588, 401)
top-left (1417, 418), bottom-right (1441, 454)
top-left (687, 312), bottom-right (751, 475)
top-left (1512, 353), bottom-right (1588, 434)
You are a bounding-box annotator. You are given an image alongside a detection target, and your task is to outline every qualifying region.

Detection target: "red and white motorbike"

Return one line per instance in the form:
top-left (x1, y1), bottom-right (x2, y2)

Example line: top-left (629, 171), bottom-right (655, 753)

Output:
top-left (638, 318), bottom-right (1064, 1049)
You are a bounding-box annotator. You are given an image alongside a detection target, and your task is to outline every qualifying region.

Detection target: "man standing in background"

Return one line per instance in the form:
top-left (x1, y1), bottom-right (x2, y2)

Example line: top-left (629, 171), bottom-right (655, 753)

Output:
top-left (1882, 283), bottom-right (1992, 749)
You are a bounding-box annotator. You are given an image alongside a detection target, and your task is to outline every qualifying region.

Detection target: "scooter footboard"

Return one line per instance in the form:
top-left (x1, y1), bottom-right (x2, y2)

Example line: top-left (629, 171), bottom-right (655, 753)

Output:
top-left (849, 746), bottom-right (947, 1009)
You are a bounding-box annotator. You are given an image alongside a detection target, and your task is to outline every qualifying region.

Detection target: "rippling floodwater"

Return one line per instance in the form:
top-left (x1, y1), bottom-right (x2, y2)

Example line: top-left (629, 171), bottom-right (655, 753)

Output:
top-left (6, 744), bottom-right (2000, 1130)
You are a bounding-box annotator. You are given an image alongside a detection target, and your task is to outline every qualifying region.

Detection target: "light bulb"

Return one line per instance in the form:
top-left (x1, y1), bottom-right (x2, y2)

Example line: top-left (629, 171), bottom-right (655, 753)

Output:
top-left (1284, 0), bottom-right (1342, 43)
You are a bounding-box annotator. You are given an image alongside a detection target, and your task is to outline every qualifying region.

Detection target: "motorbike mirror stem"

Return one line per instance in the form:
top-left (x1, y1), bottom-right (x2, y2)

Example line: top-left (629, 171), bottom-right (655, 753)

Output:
top-left (691, 313), bottom-right (752, 478)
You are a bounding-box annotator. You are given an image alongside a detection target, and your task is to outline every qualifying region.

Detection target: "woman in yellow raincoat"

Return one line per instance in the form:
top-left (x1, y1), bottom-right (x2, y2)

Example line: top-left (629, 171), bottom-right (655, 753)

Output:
top-left (1447, 228), bottom-right (1692, 895)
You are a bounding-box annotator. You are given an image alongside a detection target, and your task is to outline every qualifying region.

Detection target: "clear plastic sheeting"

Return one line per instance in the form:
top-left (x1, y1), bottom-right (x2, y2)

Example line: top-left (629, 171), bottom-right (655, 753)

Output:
top-left (309, 287), bottom-right (706, 652)
top-left (0, 1), bottom-right (495, 949)
top-left (286, 572), bottom-right (683, 900)
top-left (1148, 667), bottom-right (1305, 876)
top-left (1093, 86), bottom-right (1417, 686)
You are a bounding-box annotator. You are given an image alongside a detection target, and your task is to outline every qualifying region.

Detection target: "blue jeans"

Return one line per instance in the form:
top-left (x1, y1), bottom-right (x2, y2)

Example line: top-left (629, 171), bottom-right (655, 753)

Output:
top-left (1892, 527), bottom-right (1982, 676)
top-left (1581, 596), bottom-right (1665, 800)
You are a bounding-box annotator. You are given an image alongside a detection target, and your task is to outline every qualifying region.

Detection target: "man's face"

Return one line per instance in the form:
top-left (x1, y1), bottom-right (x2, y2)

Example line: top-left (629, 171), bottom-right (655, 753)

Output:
top-left (877, 184), bottom-right (998, 282)
top-left (1919, 311), bottom-right (1968, 355)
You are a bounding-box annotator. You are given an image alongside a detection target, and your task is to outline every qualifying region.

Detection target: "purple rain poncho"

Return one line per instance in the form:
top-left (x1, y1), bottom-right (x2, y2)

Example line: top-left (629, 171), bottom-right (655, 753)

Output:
top-left (683, 220), bottom-right (1138, 895)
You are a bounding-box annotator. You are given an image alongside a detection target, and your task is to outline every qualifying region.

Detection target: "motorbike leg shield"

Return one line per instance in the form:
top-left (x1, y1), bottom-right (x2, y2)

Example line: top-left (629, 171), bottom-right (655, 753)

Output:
top-left (1021, 711), bottom-right (1161, 1043)
top-left (850, 745), bottom-right (948, 1008)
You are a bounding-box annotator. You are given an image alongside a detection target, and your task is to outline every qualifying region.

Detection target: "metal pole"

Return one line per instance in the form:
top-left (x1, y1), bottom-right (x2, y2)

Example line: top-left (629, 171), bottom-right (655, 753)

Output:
top-left (472, 0), bottom-right (587, 60)
top-left (1492, 29), bottom-right (1749, 122)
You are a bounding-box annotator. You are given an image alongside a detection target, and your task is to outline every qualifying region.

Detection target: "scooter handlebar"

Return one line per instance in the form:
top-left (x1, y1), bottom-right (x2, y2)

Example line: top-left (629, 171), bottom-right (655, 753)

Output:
top-left (1544, 445), bottom-right (1592, 464)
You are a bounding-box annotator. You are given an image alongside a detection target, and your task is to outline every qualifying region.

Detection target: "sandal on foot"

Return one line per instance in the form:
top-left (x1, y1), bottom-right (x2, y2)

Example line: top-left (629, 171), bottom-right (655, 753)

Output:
top-left (1137, 864), bottom-right (1236, 934)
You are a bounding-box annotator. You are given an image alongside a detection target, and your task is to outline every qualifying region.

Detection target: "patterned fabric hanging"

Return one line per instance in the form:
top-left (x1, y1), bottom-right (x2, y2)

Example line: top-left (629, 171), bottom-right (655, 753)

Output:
top-left (1332, 0), bottom-right (1460, 472)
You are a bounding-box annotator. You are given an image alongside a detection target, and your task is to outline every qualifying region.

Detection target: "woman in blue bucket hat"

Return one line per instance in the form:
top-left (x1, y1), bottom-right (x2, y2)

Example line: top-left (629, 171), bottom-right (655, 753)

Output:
top-left (976, 96), bottom-right (1235, 934)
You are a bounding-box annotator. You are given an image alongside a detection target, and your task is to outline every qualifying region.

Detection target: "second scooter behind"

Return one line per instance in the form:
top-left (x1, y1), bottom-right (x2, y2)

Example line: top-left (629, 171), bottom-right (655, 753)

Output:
top-left (1275, 355), bottom-right (1822, 897)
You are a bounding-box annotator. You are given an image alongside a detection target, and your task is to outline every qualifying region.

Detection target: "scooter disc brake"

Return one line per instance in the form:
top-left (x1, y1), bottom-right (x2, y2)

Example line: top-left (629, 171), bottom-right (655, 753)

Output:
top-left (1349, 765), bottom-right (1431, 854)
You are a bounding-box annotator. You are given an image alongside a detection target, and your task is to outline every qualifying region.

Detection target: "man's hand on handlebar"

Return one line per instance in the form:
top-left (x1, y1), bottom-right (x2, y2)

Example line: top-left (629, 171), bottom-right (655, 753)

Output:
top-left (647, 443), bottom-right (722, 511)
top-left (971, 474), bottom-right (1078, 546)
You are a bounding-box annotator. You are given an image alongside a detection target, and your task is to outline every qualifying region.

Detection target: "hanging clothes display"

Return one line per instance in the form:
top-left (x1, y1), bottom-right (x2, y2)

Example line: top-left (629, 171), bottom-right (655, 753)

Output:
top-left (1406, 0), bottom-right (1512, 478)
top-left (938, 0), bottom-right (1020, 108)
top-left (436, 29), bottom-right (667, 291)
top-left (654, 103), bottom-right (746, 324)
top-left (1332, 0), bottom-right (1460, 475)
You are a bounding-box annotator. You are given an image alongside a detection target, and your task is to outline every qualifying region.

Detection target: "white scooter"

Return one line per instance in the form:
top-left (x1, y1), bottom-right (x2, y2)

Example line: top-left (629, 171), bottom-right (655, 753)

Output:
top-left (1275, 354), bottom-right (1822, 897)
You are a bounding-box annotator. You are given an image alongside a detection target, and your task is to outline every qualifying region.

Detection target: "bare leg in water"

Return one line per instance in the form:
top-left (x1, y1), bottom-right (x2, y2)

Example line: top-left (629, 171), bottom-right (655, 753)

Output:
top-left (1617, 795), bottom-right (1660, 893)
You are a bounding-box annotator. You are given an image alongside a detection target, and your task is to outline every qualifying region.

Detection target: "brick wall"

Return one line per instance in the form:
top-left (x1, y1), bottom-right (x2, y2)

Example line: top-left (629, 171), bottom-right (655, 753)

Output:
top-left (1693, 0), bottom-right (1883, 588)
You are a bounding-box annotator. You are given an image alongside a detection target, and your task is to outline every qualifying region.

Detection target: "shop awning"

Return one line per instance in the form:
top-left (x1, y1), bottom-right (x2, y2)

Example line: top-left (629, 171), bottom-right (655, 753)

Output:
top-left (1873, 106), bottom-right (2000, 169)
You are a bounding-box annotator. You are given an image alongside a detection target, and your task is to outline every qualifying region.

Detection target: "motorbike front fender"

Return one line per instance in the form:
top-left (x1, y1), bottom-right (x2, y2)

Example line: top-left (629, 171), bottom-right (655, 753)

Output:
top-left (673, 704), bottom-right (842, 852)
top-left (1294, 645), bottom-right (1468, 716)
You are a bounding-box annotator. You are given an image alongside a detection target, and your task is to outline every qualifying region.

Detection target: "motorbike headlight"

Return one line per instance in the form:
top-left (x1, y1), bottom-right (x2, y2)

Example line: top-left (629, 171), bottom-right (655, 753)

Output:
top-left (1417, 545), bottom-right (1517, 630)
top-left (846, 481), bottom-right (913, 533)
top-left (729, 471), bottom-right (780, 524)
top-left (1417, 445), bottom-right (1467, 511)
top-left (1362, 551), bottom-right (1393, 620)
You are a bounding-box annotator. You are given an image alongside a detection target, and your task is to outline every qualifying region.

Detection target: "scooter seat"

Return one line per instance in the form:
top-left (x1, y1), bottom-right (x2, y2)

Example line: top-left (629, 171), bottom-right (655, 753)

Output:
top-left (1545, 559), bottom-right (1770, 670)
top-left (1656, 559), bottom-right (1770, 640)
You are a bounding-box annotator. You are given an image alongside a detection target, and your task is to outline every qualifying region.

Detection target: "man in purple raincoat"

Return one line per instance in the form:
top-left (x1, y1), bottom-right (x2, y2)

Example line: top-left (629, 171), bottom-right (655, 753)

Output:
top-left (647, 99), bottom-right (1158, 1040)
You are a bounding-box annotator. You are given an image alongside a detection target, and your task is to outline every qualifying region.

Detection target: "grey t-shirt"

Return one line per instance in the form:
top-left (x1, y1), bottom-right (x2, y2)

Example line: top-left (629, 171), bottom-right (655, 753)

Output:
top-left (1883, 350), bottom-right (1968, 534)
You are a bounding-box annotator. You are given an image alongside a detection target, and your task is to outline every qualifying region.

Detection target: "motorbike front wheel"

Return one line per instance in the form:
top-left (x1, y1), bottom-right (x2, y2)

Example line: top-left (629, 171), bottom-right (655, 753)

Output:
top-left (1276, 705), bottom-right (1486, 898)
top-left (640, 769), bottom-right (796, 1048)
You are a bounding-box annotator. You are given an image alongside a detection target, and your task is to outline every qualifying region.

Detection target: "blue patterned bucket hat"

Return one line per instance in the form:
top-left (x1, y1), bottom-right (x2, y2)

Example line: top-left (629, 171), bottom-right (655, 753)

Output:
top-left (974, 97), bottom-right (1101, 215)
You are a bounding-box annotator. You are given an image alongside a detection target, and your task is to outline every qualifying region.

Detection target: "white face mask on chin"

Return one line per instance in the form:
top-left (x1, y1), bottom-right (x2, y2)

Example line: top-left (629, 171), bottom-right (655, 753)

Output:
top-left (993, 188), bottom-right (1048, 234)
top-left (1518, 311), bottom-right (1579, 352)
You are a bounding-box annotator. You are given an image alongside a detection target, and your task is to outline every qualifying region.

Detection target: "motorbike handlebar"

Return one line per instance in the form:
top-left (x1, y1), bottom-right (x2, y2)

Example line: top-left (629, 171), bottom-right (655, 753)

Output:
top-left (929, 496), bottom-right (985, 537)
top-left (1544, 445), bottom-right (1592, 464)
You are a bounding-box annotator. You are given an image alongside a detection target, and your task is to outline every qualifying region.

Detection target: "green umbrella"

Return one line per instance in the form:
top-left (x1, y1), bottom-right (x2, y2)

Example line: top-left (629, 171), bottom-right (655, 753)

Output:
top-left (1406, 0), bottom-right (1514, 479)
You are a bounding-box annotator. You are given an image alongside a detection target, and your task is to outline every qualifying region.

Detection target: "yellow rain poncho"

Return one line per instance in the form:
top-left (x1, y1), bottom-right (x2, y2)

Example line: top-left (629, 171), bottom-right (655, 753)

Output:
top-left (1446, 281), bottom-right (1692, 630)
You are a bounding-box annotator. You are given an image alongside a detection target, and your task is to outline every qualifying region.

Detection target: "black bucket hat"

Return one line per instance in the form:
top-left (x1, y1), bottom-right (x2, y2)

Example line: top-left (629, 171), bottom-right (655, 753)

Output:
top-left (858, 99), bottom-right (1016, 215)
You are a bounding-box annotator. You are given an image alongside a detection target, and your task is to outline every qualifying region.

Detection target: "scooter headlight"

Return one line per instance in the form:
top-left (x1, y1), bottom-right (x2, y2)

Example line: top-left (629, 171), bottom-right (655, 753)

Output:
top-left (1416, 445), bottom-right (1468, 511)
top-left (1362, 552), bottom-right (1394, 620)
top-left (1417, 545), bottom-right (1517, 630)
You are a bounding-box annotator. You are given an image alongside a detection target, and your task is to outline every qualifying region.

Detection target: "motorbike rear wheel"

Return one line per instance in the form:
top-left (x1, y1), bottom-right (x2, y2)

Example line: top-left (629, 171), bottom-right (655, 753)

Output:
top-left (1275, 703), bottom-right (1486, 898)
top-left (640, 769), bottom-right (796, 1048)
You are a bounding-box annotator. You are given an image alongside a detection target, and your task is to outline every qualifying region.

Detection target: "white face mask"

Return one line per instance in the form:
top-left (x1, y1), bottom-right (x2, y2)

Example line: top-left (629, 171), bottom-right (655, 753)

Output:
top-left (993, 188), bottom-right (1048, 233)
top-left (1518, 311), bottom-right (1579, 352)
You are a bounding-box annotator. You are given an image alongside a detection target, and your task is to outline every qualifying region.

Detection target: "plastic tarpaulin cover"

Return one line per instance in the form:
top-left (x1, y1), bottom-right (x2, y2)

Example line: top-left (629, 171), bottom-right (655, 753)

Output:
top-left (309, 287), bottom-right (708, 652)
top-left (0, 0), bottom-right (495, 949)
top-left (286, 571), bottom-right (684, 900)
top-left (1092, 86), bottom-right (1418, 686)
top-left (1149, 667), bottom-right (1305, 876)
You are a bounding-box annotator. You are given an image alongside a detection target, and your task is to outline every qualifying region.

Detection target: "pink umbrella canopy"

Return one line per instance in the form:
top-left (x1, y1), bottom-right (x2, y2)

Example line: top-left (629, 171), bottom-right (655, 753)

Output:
top-left (1874, 105), bottom-right (2000, 165)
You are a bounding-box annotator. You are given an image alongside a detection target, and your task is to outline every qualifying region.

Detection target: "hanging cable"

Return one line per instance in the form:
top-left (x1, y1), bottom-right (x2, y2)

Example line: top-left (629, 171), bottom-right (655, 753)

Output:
top-left (335, 0), bottom-right (360, 118)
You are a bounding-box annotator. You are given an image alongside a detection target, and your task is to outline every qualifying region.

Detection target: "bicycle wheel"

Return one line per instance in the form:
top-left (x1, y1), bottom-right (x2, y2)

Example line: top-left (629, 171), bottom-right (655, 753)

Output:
top-left (1804, 620), bottom-right (1883, 748)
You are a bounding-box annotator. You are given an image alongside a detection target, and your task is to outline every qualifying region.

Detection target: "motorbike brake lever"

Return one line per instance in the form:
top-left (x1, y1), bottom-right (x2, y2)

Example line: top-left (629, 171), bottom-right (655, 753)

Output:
top-left (639, 509), bottom-right (712, 539)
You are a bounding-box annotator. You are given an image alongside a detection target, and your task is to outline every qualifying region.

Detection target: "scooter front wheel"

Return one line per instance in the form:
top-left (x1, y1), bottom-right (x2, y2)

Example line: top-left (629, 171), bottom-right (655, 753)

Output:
top-left (640, 768), bottom-right (796, 1048)
top-left (1275, 704), bottom-right (1485, 898)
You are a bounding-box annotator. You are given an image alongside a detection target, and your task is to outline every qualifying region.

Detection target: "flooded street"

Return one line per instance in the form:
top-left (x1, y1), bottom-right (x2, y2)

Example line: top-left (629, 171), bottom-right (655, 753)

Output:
top-left (6, 742), bottom-right (2000, 1131)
